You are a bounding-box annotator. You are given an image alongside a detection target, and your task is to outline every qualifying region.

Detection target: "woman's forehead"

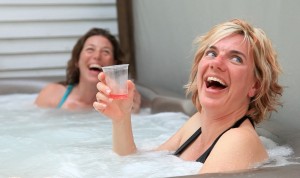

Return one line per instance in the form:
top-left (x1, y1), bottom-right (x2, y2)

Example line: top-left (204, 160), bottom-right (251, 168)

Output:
top-left (211, 34), bottom-right (249, 50)
top-left (85, 35), bottom-right (113, 48)
top-left (210, 34), bottom-right (253, 58)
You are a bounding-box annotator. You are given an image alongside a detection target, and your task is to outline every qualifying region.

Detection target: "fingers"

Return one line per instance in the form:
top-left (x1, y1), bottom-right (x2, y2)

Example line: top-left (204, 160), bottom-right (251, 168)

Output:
top-left (127, 80), bottom-right (135, 95)
top-left (94, 89), bottom-right (112, 113)
top-left (98, 72), bottom-right (105, 82)
top-left (96, 81), bottom-right (111, 98)
top-left (94, 89), bottom-right (113, 113)
top-left (94, 73), bottom-right (113, 113)
top-left (95, 81), bottom-right (113, 103)
top-left (128, 81), bottom-right (141, 113)
top-left (96, 89), bottom-right (112, 102)
top-left (93, 101), bottom-right (107, 112)
top-left (133, 92), bottom-right (141, 113)
top-left (94, 78), bottom-right (137, 114)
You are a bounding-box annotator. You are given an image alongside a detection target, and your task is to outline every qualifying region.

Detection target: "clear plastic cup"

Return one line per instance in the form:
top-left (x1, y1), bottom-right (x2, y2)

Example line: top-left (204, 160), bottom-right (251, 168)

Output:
top-left (102, 64), bottom-right (129, 99)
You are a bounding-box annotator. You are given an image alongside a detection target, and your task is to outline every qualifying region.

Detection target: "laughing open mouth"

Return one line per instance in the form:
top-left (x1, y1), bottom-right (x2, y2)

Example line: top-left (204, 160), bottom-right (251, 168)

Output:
top-left (89, 64), bottom-right (102, 72)
top-left (206, 76), bottom-right (227, 89)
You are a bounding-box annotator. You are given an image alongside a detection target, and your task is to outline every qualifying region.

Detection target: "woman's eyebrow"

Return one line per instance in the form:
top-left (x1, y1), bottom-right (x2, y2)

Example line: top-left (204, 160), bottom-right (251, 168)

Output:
top-left (207, 46), bottom-right (217, 50)
top-left (102, 47), bottom-right (113, 51)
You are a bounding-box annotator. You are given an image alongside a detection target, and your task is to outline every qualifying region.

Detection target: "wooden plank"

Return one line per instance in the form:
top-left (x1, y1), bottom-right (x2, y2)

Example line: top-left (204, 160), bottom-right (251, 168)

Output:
top-left (0, 53), bottom-right (69, 70)
top-left (0, 0), bottom-right (118, 79)
top-left (0, 37), bottom-right (77, 54)
top-left (0, 0), bottom-right (116, 5)
top-left (0, 68), bottom-right (66, 78)
top-left (0, 6), bottom-right (117, 22)
top-left (0, 20), bottom-right (118, 39)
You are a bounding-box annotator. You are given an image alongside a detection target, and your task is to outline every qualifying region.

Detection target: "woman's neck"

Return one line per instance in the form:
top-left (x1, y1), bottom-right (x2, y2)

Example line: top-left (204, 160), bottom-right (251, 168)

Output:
top-left (199, 108), bottom-right (248, 143)
top-left (73, 80), bottom-right (98, 104)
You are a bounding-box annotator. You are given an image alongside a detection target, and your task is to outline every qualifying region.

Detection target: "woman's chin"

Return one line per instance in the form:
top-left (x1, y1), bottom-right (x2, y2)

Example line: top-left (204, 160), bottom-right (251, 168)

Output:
top-left (200, 98), bottom-right (225, 110)
top-left (84, 77), bottom-right (99, 85)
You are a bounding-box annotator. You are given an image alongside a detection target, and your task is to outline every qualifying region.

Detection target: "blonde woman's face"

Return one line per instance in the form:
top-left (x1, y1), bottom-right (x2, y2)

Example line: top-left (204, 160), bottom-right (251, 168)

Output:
top-left (197, 34), bottom-right (258, 116)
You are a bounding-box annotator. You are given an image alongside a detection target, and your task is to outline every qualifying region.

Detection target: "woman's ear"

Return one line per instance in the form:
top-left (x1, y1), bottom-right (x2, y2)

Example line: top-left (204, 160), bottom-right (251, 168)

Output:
top-left (248, 81), bottom-right (260, 98)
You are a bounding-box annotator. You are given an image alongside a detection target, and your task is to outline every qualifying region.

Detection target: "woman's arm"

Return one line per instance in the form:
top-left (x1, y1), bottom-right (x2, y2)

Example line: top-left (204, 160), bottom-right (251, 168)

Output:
top-left (111, 113), bottom-right (136, 155)
top-left (93, 72), bottom-right (137, 155)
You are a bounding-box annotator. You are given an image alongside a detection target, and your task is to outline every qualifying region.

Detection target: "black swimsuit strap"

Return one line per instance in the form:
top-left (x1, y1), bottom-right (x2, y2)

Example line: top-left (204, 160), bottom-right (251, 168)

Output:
top-left (196, 115), bottom-right (253, 162)
top-left (174, 115), bottom-right (254, 163)
top-left (174, 127), bottom-right (202, 156)
top-left (233, 115), bottom-right (254, 128)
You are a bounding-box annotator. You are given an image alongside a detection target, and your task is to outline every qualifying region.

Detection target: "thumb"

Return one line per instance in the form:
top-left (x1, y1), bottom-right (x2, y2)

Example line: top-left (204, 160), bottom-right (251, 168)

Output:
top-left (127, 80), bottom-right (136, 97)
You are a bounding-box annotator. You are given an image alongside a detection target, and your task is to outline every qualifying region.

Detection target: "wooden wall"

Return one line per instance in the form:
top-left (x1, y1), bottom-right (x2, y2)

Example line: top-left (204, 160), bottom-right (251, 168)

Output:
top-left (0, 0), bottom-right (118, 79)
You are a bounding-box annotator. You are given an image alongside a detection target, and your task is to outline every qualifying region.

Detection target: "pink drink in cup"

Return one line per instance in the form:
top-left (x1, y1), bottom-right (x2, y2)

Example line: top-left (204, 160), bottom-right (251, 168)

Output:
top-left (102, 64), bottom-right (129, 99)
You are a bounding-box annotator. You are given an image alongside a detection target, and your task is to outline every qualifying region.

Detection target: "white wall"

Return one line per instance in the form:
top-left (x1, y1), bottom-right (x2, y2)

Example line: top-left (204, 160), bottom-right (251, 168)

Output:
top-left (132, 0), bottom-right (300, 125)
top-left (0, 0), bottom-right (117, 79)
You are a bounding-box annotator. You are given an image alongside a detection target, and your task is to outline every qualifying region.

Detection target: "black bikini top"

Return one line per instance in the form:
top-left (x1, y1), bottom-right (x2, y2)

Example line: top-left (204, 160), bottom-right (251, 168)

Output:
top-left (174, 115), bottom-right (254, 163)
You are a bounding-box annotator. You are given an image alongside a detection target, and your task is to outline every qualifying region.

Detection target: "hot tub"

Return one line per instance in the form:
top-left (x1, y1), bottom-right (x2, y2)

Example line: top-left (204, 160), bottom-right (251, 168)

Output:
top-left (0, 78), bottom-right (299, 177)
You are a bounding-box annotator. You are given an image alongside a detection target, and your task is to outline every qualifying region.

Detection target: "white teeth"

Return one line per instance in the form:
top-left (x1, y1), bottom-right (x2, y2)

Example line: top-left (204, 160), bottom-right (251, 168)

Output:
top-left (207, 77), bottom-right (226, 86)
top-left (89, 64), bottom-right (102, 70)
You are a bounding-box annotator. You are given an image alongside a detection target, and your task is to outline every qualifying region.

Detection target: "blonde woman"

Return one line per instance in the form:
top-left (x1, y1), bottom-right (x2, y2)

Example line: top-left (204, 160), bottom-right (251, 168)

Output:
top-left (93, 19), bottom-right (283, 174)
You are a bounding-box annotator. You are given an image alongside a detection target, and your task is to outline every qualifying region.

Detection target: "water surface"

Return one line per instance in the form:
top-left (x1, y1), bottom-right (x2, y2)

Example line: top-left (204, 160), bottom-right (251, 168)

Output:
top-left (0, 94), bottom-right (295, 178)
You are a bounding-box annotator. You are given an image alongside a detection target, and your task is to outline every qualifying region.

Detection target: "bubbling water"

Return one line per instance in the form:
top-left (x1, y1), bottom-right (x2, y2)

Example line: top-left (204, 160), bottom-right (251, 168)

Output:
top-left (0, 94), bottom-right (296, 178)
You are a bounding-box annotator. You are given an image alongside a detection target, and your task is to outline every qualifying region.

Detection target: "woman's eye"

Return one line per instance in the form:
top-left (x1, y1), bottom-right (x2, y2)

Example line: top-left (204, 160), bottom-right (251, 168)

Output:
top-left (231, 56), bottom-right (243, 64)
top-left (102, 50), bottom-right (111, 55)
top-left (206, 51), bottom-right (217, 58)
top-left (86, 47), bottom-right (94, 52)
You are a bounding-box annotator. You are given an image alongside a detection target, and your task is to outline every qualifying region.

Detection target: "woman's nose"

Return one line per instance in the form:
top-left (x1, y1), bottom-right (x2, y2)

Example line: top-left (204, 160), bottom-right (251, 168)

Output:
top-left (209, 56), bottom-right (226, 72)
top-left (93, 51), bottom-right (101, 60)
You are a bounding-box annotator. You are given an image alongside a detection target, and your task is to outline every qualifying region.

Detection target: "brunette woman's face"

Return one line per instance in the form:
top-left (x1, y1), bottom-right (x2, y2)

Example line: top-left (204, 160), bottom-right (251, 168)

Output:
top-left (78, 35), bottom-right (115, 84)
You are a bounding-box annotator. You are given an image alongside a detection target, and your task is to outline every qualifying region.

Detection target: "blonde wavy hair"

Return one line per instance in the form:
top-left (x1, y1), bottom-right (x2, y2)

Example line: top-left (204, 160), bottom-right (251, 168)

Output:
top-left (186, 19), bottom-right (283, 124)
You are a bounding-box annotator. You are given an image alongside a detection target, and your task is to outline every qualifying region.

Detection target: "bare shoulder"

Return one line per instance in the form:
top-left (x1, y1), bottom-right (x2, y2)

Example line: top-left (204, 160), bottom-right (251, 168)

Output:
top-left (201, 124), bottom-right (268, 173)
top-left (157, 112), bottom-right (201, 151)
top-left (35, 83), bottom-right (66, 108)
top-left (219, 127), bottom-right (266, 156)
top-left (172, 112), bottom-right (201, 143)
top-left (180, 112), bottom-right (202, 138)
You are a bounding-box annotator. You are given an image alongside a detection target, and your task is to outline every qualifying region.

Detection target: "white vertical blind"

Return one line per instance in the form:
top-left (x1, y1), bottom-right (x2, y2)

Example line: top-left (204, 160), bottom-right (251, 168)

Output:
top-left (0, 0), bottom-right (118, 79)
